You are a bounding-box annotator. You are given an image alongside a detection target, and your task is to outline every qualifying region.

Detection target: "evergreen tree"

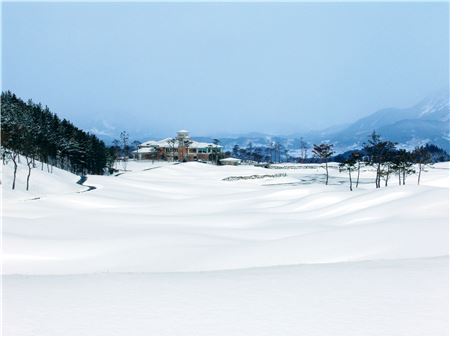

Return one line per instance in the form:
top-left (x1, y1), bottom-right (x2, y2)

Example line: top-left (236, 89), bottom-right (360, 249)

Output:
top-left (312, 143), bottom-right (334, 185)
top-left (363, 132), bottom-right (396, 188)
top-left (339, 154), bottom-right (357, 191)
top-left (1, 91), bottom-right (111, 190)
top-left (391, 149), bottom-right (415, 185)
top-left (120, 131), bottom-right (130, 170)
top-left (412, 146), bottom-right (432, 185)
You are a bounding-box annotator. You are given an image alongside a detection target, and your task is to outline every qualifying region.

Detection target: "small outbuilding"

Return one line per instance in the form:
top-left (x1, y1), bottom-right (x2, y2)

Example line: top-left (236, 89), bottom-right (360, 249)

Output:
top-left (220, 157), bottom-right (241, 166)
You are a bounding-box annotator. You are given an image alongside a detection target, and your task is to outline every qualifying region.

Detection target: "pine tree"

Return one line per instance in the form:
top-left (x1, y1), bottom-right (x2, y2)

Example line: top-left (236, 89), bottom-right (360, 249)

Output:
top-left (363, 132), bottom-right (396, 188)
top-left (412, 146), bottom-right (432, 185)
top-left (339, 154), bottom-right (357, 191)
top-left (1, 91), bottom-right (111, 189)
top-left (312, 143), bottom-right (334, 185)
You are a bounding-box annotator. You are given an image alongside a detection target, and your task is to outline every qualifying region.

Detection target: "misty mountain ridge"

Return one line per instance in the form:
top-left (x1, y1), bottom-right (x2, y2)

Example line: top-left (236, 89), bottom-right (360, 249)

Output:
top-left (325, 90), bottom-right (449, 152)
top-left (341, 90), bottom-right (449, 135)
top-left (200, 91), bottom-right (449, 153)
top-left (92, 90), bottom-right (449, 154)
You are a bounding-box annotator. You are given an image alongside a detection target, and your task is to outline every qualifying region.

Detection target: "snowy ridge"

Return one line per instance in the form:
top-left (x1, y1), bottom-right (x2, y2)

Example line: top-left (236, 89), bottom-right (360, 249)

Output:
top-left (417, 89), bottom-right (450, 119)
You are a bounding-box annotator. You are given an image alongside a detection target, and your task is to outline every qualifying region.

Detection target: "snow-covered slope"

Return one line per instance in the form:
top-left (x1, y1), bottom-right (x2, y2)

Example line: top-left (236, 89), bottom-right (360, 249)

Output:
top-left (2, 160), bottom-right (449, 335)
top-left (1, 156), bottom-right (84, 201)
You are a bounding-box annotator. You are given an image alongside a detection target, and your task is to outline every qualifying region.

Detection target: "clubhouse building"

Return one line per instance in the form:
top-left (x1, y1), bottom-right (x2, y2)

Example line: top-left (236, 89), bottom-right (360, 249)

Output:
top-left (135, 130), bottom-right (222, 162)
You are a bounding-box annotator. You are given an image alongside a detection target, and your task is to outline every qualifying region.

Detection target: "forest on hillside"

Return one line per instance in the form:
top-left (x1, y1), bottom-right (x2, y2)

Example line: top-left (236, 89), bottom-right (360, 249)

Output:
top-left (1, 91), bottom-right (114, 189)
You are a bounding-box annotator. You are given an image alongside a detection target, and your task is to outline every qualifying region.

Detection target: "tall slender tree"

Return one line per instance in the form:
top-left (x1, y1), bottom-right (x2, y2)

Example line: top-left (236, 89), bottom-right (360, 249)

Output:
top-left (120, 131), bottom-right (129, 170)
top-left (351, 151), bottom-right (362, 188)
top-left (312, 143), bottom-right (334, 185)
top-left (412, 146), bottom-right (432, 185)
top-left (339, 155), bottom-right (357, 191)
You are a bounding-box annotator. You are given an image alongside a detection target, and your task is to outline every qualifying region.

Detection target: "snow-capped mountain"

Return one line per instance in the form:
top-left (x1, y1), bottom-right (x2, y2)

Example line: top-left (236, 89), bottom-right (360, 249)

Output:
top-left (214, 90), bottom-right (449, 153)
top-left (347, 91), bottom-right (448, 134)
top-left (324, 90), bottom-right (449, 151)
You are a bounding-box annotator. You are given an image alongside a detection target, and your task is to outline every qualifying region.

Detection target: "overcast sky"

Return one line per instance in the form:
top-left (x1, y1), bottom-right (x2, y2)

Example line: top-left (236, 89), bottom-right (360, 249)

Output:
top-left (2, 2), bottom-right (449, 139)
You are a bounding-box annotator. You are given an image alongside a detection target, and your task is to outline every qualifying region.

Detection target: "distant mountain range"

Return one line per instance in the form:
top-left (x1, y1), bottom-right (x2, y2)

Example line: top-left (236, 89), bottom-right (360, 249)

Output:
top-left (93, 90), bottom-right (449, 154)
top-left (319, 90), bottom-right (449, 152)
top-left (194, 90), bottom-right (449, 154)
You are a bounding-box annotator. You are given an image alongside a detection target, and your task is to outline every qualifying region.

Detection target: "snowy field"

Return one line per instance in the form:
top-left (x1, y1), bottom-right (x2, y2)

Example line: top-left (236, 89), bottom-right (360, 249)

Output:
top-left (2, 159), bottom-right (449, 335)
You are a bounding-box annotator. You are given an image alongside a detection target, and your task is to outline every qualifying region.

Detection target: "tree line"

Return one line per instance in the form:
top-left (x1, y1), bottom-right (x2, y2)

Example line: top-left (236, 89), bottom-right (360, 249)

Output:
top-left (1, 91), bottom-right (114, 190)
top-left (231, 142), bottom-right (290, 163)
top-left (226, 133), bottom-right (445, 190)
top-left (312, 132), bottom-right (437, 190)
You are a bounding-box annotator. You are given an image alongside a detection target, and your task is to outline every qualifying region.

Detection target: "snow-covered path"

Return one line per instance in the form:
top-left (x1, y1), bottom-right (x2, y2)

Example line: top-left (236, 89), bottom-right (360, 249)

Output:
top-left (2, 160), bottom-right (449, 335)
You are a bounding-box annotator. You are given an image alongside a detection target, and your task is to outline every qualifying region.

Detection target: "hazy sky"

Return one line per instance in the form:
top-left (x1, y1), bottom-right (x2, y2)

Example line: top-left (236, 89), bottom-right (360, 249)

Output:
top-left (2, 2), bottom-right (449, 139)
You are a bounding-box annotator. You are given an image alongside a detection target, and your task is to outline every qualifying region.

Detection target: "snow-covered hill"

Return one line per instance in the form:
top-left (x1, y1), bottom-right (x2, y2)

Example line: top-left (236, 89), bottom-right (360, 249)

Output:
top-left (2, 160), bottom-right (449, 335)
top-left (1, 156), bottom-right (84, 200)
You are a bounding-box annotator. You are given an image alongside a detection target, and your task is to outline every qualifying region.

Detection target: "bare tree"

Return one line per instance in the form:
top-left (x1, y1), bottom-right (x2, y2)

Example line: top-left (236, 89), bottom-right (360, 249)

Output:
top-left (299, 137), bottom-right (309, 163)
top-left (21, 121), bottom-right (39, 191)
top-left (312, 143), bottom-right (334, 185)
top-left (120, 131), bottom-right (129, 170)
top-left (167, 138), bottom-right (177, 161)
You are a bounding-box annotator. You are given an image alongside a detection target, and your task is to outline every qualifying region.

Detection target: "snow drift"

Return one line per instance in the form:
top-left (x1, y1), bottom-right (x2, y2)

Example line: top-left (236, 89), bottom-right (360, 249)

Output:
top-left (2, 159), bottom-right (449, 335)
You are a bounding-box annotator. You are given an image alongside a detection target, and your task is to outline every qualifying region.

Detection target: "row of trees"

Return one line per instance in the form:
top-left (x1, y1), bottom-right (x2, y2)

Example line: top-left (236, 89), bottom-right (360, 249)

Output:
top-left (312, 132), bottom-right (434, 190)
top-left (231, 142), bottom-right (290, 163)
top-left (1, 91), bottom-right (114, 190)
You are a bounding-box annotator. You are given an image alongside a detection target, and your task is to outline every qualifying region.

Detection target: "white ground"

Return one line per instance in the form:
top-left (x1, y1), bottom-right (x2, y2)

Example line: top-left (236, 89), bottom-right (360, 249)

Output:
top-left (2, 158), bottom-right (449, 335)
